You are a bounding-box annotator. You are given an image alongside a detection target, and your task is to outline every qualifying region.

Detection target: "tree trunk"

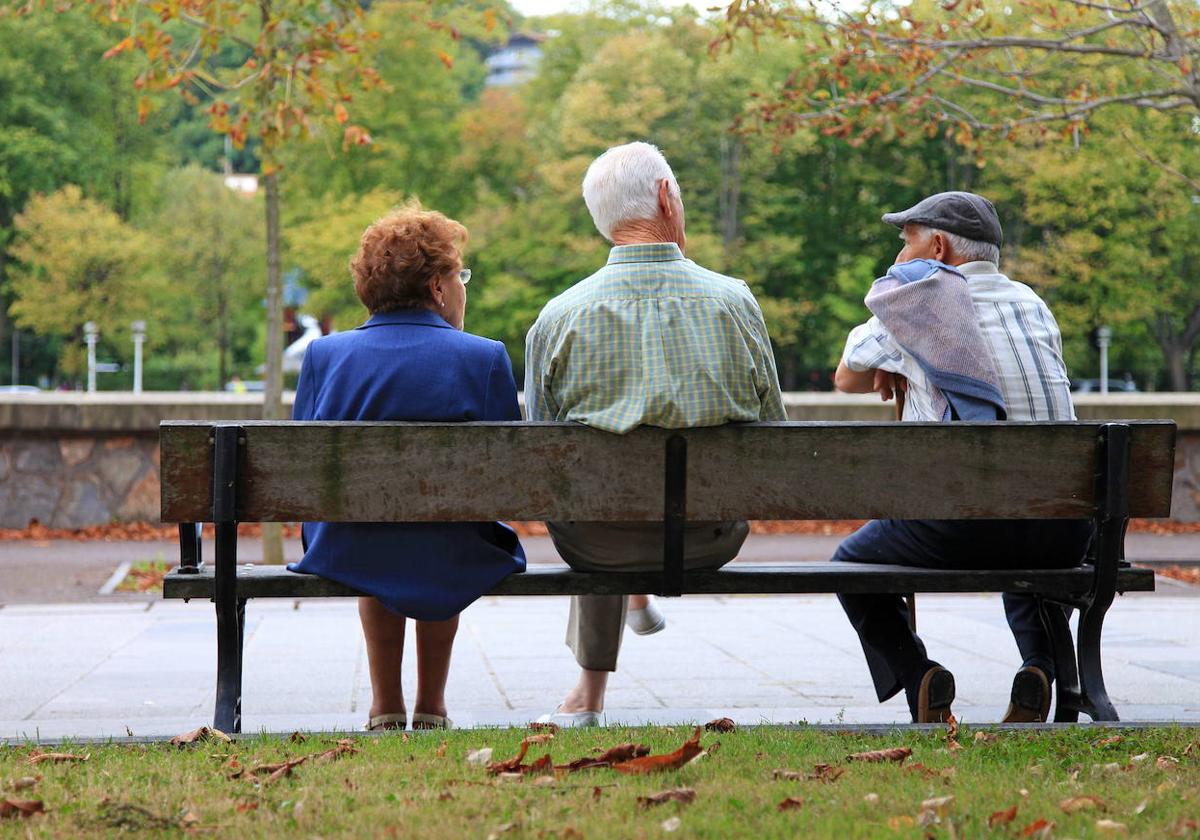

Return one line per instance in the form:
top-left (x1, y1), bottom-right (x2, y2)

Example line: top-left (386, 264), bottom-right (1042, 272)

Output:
top-left (718, 135), bottom-right (741, 262)
top-left (261, 170), bottom-right (285, 565)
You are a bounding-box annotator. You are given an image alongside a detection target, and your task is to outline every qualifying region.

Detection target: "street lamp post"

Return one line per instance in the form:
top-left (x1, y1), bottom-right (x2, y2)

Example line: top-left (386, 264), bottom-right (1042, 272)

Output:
top-left (84, 321), bottom-right (98, 394)
top-left (1096, 325), bottom-right (1112, 394)
top-left (131, 320), bottom-right (146, 394)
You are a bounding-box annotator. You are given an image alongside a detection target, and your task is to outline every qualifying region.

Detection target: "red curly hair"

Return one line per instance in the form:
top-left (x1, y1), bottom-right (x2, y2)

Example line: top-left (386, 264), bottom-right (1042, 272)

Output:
top-left (351, 205), bottom-right (467, 314)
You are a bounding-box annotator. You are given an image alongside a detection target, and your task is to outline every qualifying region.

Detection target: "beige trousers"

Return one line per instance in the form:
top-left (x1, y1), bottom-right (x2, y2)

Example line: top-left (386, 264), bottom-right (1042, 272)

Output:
top-left (548, 520), bottom-right (749, 671)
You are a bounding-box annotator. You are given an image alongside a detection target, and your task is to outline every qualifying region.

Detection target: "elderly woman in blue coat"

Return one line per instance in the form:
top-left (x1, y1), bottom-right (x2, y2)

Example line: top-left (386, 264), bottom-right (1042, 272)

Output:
top-left (289, 205), bottom-right (525, 731)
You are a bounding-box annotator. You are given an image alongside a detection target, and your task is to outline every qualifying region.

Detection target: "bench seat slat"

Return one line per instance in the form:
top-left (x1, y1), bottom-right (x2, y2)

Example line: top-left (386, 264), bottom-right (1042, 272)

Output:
top-left (163, 563), bottom-right (1156, 600)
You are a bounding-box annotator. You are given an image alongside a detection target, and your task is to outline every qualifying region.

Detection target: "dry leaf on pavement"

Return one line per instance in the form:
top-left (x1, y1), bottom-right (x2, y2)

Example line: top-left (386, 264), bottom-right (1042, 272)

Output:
top-left (1060, 795), bottom-right (1107, 814)
top-left (704, 718), bottom-right (736, 733)
top-left (612, 728), bottom-right (705, 775)
top-left (777, 797), bottom-right (804, 812)
top-left (989, 805), bottom-right (1019, 827)
top-left (0, 799), bottom-right (45, 819)
top-left (169, 727), bottom-right (231, 747)
top-left (847, 747), bottom-right (912, 764)
top-left (637, 788), bottom-right (697, 809)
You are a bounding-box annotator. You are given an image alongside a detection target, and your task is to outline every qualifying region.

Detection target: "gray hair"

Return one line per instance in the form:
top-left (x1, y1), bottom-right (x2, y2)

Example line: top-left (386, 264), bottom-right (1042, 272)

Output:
top-left (581, 142), bottom-right (681, 242)
top-left (911, 224), bottom-right (1000, 265)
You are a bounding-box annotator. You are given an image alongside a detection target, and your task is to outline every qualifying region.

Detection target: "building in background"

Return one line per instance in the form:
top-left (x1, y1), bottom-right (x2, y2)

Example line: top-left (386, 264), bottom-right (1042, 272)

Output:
top-left (484, 32), bottom-right (546, 87)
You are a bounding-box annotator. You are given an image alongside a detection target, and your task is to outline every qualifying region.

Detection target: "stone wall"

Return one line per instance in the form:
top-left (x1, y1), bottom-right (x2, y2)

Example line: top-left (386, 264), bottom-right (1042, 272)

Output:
top-left (1, 392), bottom-right (1198, 528)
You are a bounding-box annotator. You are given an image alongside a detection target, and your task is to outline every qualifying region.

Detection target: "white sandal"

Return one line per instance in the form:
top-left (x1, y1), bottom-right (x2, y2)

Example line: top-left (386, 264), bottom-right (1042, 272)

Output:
top-left (411, 712), bottom-right (453, 730)
top-left (365, 712), bottom-right (407, 732)
top-left (536, 710), bottom-right (601, 728)
top-left (626, 601), bottom-right (666, 635)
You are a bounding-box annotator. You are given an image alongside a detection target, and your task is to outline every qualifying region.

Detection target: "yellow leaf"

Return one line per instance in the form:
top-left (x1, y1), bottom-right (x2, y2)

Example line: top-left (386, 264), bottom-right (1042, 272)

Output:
top-left (437, 50), bottom-right (454, 70)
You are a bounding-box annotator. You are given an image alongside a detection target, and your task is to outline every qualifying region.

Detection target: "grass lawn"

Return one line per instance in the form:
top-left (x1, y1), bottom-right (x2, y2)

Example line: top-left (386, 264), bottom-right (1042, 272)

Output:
top-left (2, 725), bottom-right (1198, 837)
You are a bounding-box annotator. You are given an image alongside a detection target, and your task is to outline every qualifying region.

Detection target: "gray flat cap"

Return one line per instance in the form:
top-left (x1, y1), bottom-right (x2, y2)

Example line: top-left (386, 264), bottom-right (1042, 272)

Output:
top-left (882, 191), bottom-right (1003, 247)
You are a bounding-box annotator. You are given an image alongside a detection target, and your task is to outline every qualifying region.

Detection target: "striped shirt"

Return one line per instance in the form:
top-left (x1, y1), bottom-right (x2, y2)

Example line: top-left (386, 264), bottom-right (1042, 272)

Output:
top-left (524, 242), bottom-right (786, 433)
top-left (842, 261), bottom-right (1075, 421)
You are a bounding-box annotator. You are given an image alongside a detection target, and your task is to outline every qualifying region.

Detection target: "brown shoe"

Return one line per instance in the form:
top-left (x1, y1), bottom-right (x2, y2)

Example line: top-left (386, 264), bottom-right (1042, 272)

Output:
top-left (916, 666), bottom-right (956, 723)
top-left (1002, 666), bottom-right (1051, 723)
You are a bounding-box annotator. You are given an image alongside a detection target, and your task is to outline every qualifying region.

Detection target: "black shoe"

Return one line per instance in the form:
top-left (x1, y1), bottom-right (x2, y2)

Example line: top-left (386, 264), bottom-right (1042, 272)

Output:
top-left (913, 666), bottom-right (955, 724)
top-left (1002, 666), bottom-right (1051, 723)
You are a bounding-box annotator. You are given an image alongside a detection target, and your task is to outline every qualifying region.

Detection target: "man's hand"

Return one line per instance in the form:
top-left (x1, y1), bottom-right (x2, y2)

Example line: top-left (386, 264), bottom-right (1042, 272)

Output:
top-left (872, 369), bottom-right (908, 402)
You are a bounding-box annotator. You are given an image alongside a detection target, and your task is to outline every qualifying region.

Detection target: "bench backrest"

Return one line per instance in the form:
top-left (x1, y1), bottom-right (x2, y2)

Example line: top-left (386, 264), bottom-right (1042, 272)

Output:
top-left (159, 421), bottom-right (1176, 523)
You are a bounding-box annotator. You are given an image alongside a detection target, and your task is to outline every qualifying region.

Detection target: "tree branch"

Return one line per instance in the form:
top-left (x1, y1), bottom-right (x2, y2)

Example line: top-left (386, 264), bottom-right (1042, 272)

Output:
top-left (1121, 129), bottom-right (1200, 192)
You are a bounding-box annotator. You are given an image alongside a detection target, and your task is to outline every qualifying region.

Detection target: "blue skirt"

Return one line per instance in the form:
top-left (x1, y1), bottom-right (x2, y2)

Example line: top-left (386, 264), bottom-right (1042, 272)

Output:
top-left (288, 521), bottom-right (526, 621)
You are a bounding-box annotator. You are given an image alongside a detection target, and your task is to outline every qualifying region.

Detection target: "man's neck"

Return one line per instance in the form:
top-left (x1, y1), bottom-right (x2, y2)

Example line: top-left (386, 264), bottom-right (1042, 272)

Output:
top-left (610, 218), bottom-right (679, 248)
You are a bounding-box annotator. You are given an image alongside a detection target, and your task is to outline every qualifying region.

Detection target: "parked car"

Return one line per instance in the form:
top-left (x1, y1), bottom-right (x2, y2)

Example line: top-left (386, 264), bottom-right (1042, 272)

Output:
top-left (0, 385), bottom-right (42, 393)
top-left (1071, 377), bottom-right (1138, 393)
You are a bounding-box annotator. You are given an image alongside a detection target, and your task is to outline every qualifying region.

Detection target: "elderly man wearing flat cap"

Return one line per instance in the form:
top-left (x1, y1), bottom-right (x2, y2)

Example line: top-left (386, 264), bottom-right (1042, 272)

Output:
top-left (832, 191), bottom-right (1087, 724)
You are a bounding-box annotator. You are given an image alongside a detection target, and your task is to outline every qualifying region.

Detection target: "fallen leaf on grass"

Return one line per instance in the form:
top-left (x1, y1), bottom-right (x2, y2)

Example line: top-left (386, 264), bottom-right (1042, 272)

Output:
top-left (7, 777), bottom-right (40, 791)
top-left (289, 731), bottom-right (307, 743)
top-left (1095, 735), bottom-right (1124, 748)
top-left (1184, 742), bottom-right (1197, 757)
top-left (612, 728), bottom-right (705, 775)
top-left (224, 758), bottom-right (244, 780)
top-left (562, 743), bottom-right (651, 772)
top-left (887, 815), bottom-right (915, 829)
top-left (660, 816), bottom-right (681, 832)
top-left (28, 751), bottom-right (89, 764)
top-left (921, 795), bottom-right (955, 815)
top-left (487, 820), bottom-right (518, 839)
top-left (313, 739), bottom-right (358, 763)
top-left (252, 756), bottom-right (308, 784)
top-left (525, 733), bottom-right (555, 745)
top-left (904, 762), bottom-right (953, 780)
top-left (974, 731), bottom-right (999, 744)
top-left (638, 788), bottom-right (696, 809)
top-left (179, 810), bottom-right (201, 828)
top-left (467, 748), bottom-right (494, 767)
top-left (1060, 795), bottom-right (1107, 814)
top-left (1020, 818), bottom-right (1055, 838)
top-left (438, 791), bottom-right (455, 802)
top-left (1159, 756), bottom-right (1181, 770)
top-left (531, 775), bottom-right (556, 787)
top-left (234, 801), bottom-right (258, 813)
top-left (436, 741), bottom-right (448, 757)
top-left (592, 786), bottom-right (603, 802)
top-left (1130, 753), bottom-right (1150, 765)
top-left (989, 805), bottom-right (1019, 827)
top-left (945, 714), bottom-right (963, 752)
top-left (1169, 817), bottom-right (1198, 835)
top-left (1093, 762), bottom-right (1123, 774)
top-left (847, 747), bottom-right (911, 764)
top-left (809, 763), bottom-right (845, 782)
top-left (529, 722), bottom-right (560, 735)
top-left (704, 718), bottom-right (736, 733)
top-left (0, 799), bottom-right (45, 819)
top-left (169, 727), bottom-right (231, 747)
top-left (776, 797), bottom-right (804, 811)
top-left (1132, 799), bottom-right (1149, 816)
top-left (864, 793), bottom-right (880, 805)
top-left (1095, 819), bottom-right (1128, 833)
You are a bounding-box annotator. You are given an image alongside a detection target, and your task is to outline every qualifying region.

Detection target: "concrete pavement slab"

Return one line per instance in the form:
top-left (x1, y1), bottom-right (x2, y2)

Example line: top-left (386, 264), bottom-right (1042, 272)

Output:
top-left (1, 591), bottom-right (1196, 741)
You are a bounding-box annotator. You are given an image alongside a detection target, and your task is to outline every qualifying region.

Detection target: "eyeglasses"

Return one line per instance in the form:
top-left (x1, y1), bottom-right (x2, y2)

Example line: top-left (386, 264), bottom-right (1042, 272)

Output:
top-left (458, 268), bottom-right (472, 285)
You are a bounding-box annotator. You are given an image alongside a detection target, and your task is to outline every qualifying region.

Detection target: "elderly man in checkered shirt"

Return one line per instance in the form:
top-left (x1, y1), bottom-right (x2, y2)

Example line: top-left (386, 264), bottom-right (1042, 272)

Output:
top-left (525, 142), bottom-right (786, 727)
top-left (833, 191), bottom-right (1092, 724)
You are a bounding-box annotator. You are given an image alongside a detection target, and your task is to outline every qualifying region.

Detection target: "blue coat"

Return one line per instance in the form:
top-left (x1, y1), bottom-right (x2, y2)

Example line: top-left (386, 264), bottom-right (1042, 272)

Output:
top-left (287, 308), bottom-right (526, 620)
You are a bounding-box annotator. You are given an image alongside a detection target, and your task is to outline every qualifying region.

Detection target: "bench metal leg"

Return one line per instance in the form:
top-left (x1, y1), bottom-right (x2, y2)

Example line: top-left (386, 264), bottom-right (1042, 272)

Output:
top-left (1076, 599), bottom-right (1118, 722)
top-left (1041, 600), bottom-right (1081, 723)
top-left (213, 520), bottom-right (243, 734)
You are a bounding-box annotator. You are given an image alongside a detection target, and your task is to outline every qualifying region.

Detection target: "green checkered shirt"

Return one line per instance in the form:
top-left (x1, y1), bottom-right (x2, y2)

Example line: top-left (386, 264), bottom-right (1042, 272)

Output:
top-left (524, 242), bottom-right (786, 433)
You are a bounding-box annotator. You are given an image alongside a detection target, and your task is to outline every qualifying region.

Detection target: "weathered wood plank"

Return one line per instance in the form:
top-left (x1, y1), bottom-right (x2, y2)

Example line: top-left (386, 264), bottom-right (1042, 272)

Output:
top-left (159, 421), bottom-right (1176, 523)
top-left (163, 563), bottom-right (1156, 599)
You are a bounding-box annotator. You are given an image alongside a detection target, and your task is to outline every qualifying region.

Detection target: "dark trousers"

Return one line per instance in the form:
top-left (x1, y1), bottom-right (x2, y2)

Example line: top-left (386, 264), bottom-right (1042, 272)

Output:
top-left (834, 519), bottom-right (1093, 703)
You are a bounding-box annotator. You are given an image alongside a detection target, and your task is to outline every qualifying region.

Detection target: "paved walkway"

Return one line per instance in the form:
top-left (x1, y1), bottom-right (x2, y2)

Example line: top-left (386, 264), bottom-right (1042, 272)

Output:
top-left (2, 588), bottom-right (1198, 741)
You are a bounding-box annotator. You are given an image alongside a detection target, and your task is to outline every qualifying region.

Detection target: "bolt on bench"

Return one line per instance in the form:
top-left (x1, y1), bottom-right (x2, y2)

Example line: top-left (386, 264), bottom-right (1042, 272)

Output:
top-left (161, 420), bottom-right (1175, 733)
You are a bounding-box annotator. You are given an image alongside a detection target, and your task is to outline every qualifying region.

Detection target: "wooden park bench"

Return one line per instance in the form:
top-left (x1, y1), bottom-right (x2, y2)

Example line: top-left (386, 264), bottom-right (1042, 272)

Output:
top-left (161, 420), bottom-right (1175, 733)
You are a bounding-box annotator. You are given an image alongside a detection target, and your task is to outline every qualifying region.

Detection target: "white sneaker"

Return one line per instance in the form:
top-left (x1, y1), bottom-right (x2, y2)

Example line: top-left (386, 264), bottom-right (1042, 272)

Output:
top-left (536, 710), bottom-right (602, 728)
top-left (625, 601), bottom-right (666, 635)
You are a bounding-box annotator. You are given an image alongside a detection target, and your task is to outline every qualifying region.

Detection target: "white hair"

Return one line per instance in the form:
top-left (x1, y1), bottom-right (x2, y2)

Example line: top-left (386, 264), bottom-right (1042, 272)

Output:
top-left (581, 142), bottom-right (681, 242)
top-left (910, 224), bottom-right (1001, 265)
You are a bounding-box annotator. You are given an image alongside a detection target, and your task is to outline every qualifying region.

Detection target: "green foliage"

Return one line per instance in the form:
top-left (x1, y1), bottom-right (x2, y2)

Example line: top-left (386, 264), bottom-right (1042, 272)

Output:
top-left (8, 186), bottom-right (161, 377)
